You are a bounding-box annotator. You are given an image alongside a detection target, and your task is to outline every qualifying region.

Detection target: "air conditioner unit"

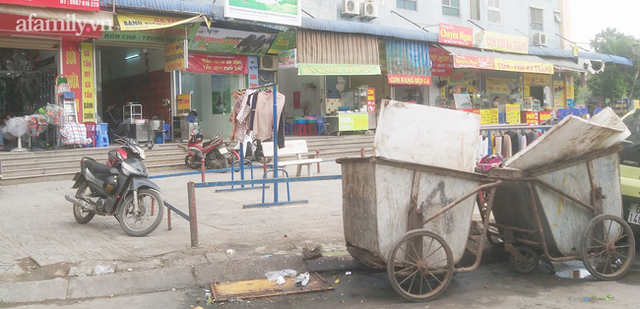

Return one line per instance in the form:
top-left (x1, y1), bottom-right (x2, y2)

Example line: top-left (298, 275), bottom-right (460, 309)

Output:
top-left (342, 0), bottom-right (360, 16)
top-left (534, 32), bottom-right (547, 46)
top-left (259, 55), bottom-right (279, 71)
top-left (361, 0), bottom-right (379, 19)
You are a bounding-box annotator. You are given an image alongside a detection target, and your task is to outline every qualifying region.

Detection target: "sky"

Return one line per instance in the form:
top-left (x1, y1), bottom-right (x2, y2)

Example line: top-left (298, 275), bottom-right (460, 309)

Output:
top-left (571, 0), bottom-right (640, 51)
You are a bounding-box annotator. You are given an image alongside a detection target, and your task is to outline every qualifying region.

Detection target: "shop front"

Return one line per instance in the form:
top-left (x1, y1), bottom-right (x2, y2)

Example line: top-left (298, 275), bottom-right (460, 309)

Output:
top-left (279, 30), bottom-right (382, 135)
top-left (385, 39), bottom-right (432, 106)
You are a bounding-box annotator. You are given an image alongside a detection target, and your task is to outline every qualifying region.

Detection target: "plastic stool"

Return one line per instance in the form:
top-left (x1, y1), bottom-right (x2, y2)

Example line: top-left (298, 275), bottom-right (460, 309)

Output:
top-left (317, 123), bottom-right (327, 135)
top-left (295, 123), bottom-right (307, 136)
top-left (284, 123), bottom-right (294, 135)
top-left (84, 122), bottom-right (97, 147)
top-left (307, 123), bottom-right (317, 135)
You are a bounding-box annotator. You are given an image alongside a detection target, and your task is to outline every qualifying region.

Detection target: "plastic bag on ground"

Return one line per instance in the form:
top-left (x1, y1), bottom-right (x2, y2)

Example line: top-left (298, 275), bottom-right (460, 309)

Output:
top-left (265, 269), bottom-right (297, 282)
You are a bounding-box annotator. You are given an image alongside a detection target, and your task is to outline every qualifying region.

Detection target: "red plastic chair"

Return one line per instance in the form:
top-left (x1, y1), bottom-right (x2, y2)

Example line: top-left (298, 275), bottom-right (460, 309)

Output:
top-left (84, 122), bottom-right (97, 147)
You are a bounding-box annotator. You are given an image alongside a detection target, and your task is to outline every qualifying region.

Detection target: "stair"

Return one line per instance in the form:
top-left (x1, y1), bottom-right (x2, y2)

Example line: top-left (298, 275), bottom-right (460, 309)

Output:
top-left (0, 134), bottom-right (375, 186)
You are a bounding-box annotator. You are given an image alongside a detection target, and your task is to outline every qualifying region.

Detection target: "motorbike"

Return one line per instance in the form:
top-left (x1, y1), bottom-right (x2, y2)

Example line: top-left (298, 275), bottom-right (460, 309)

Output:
top-left (232, 132), bottom-right (266, 165)
top-left (184, 124), bottom-right (232, 170)
top-left (65, 123), bottom-right (163, 237)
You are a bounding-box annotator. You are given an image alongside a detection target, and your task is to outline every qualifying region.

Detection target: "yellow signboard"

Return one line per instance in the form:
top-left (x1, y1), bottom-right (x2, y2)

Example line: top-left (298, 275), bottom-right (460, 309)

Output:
top-left (117, 14), bottom-right (209, 31)
top-left (482, 31), bottom-right (529, 54)
top-left (480, 108), bottom-right (498, 125)
top-left (339, 113), bottom-right (368, 131)
top-left (177, 93), bottom-right (191, 114)
top-left (80, 42), bottom-right (95, 123)
top-left (553, 80), bottom-right (565, 110)
top-left (165, 39), bottom-right (188, 72)
top-left (505, 104), bottom-right (521, 124)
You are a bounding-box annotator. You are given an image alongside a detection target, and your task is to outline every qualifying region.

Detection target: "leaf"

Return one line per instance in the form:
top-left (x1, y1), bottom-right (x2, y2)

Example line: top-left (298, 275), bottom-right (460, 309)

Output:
top-left (334, 279), bottom-right (339, 284)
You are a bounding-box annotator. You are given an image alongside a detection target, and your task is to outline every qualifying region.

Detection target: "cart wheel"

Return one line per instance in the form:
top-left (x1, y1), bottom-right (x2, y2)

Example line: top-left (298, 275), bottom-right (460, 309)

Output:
top-left (387, 230), bottom-right (454, 302)
top-left (580, 214), bottom-right (636, 281)
top-left (508, 246), bottom-right (539, 274)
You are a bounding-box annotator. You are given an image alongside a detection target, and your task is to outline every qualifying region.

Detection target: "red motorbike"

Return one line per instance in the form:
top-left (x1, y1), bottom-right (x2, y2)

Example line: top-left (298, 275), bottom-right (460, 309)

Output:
top-left (184, 126), bottom-right (234, 170)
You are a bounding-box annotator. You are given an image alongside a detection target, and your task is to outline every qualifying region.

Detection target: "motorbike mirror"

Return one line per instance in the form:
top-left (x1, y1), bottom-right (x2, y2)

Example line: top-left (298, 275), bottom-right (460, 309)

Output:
top-left (115, 123), bottom-right (130, 136)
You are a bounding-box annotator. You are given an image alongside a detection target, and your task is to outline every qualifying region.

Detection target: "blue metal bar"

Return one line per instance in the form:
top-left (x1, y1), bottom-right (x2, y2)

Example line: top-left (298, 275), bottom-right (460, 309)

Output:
top-left (261, 169), bottom-right (290, 203)
top-left (243, 200), bottom-right (309, 208)
top-left (163, 201), bottom-right (190, 221)
top-left (239, 142), bottom-right (245, 187)
top-left (194, 174), bottom-right (342, 188)
top-left (215, 186), bottom-right (265, 192)
top-left (272, 85), bottom-right (279, 203)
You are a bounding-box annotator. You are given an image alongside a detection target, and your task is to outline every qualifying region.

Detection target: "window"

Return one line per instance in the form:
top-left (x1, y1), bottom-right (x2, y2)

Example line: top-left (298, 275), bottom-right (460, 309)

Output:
top-left (487, 0), bottom-right (501, 24)
top-left (530, 7), bottom-right (543, 30)
top-left (442, 0), bottom-right (460, 17)
top-left (470, 0), bottom-right (481, 20)
top-left (397, 0), bottom-right (416, 10)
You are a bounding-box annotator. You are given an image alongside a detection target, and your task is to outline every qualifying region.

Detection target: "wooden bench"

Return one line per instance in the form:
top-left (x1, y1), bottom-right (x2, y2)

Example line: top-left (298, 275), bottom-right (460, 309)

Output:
top-left (262, 140), bottom-right (322, 176)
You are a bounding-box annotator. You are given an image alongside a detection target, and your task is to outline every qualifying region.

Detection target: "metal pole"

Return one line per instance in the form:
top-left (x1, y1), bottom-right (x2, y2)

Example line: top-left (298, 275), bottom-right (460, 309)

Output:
top-left (316, 150), bottom-right (320, 173)
top-left (272, 85), bottom-right (279, 203)
top-left (167, 205), bottom-right (172, 230)
top-left (239, 142), bottom-right (245, 188)
top-left (201, 157), bottom-right (205, 183)
top-left (187, 182), bottom-right (198, 247)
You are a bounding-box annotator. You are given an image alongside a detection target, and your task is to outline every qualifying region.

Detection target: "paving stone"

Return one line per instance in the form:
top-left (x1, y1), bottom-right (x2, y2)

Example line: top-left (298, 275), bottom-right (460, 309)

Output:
top-left (0, 278), bottom-right (68, 303)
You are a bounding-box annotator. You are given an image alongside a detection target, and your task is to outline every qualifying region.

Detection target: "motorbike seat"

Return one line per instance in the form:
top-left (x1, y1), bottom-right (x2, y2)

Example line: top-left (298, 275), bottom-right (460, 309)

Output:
top-left (81, 157), bottom-right (114, 179)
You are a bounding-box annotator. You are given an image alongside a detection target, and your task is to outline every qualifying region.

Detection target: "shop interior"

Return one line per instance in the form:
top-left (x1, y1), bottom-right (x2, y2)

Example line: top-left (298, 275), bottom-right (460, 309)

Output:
top-left (97, 45), bottom-right (171, 142)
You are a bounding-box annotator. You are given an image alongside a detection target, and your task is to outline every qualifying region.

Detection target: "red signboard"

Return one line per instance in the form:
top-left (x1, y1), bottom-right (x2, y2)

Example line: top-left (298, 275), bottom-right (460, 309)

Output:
top-left (367, 88), bottom-right (375, 113)
top-left (522, 111), bottom-right (539, 125)
top-left (61, 40), bottom-right (83, 122)
top-left (438, 23), bottom-right (474, 47)
top-left (429, 46), bottom-right (454, 76)
top-left (387, 74), bottom-right (432, 86)
top-left (0, 0), bottom-right (99, 11)
top-left (185, 54), bottom-right (248, 74)
top-left (0, 13), bottom-right (103, 38)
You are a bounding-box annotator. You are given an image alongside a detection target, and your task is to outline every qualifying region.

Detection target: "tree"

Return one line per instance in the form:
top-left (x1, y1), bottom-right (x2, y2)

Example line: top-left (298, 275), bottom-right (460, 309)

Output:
top-left (587, 28), bottom-right (640, 104)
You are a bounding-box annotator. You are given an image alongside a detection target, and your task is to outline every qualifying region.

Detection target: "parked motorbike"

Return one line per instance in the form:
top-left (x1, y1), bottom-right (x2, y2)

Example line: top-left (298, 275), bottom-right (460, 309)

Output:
top-left (184, 125), bottom-right (231, 170)
top-left (232, 132), bottom-right (266, 164)
top-left (65, 123), bottom-right (163, 237)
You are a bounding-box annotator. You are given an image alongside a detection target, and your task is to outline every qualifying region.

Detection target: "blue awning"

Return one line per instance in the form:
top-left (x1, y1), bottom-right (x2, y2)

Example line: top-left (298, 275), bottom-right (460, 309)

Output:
top-left (528, 46), bottom-right (633, 66)
top-left (301, 18), bottom-right (439, 43)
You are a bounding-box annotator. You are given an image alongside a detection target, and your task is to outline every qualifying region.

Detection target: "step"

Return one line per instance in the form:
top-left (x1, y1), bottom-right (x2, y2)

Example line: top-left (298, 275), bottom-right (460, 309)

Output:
top-left (3, 157), bottom-right (186, 177)
top-left (1, 153), bottom-right (186, 171)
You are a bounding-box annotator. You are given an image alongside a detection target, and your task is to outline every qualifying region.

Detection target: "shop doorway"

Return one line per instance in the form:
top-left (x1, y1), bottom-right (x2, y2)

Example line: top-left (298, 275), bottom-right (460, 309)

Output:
top-left (530, 86), bottom-right (545, 107)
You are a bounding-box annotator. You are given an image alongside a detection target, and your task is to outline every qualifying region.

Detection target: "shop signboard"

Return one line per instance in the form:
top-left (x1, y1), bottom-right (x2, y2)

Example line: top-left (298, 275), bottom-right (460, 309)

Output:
top-left (565, 81), bottom-right (575, 108)
top-left (0, 0), bottom-right (99, 11)
top-left (454, 55), bottom-right (553, 74)
top-left (438, 23), bottom-right (473, 47)
top-left (190, 26), bottom-right (277, 56)
top-left (614, 99), bottom-right (629, 115)
top-left (367, 88), bottom-right (375, 113)
top-left (0, 12), bottom-right (104, 38)
top-left (523, 111), bottom-right (539, 125)
top-left (429, 46), bottom-right (454, 76)
top-left (177, 94), bottom-right (191, 115)
top-left (247, 56), bottom-right (259, 88)
top-left (61, 40), bottom-right (83, 122)
top-left (101, 24), bottom-right (199, 45)
top-left (339, 113), bottom-right (368, 131)
top-left (553, 80), bottom-right (565, 109)
top-left (480, 108), bottom-right (498, 125)
top-left (505, 104), bottom-right (520, 124)
top-left (278, 49), bottom-right (297, 69)
top-left (539, 111), bottom-right (551, 123)
top-left (267, 32), bottom-right (296, 54)
top-left (224, 0), bottom-right (301, 27)
top-left (387, 74), bottom-right (431, 86)
top-left (185, 54), bottom-right (248, 74)
top-left (117, 14), bottom-right (207, 32)
top-left (80, 42), bottom-right (95, 123)
top-left (479, 31), bottom-right (528, 54)
top-left (165, 39), bottom-right (188, 72)
top-left (298, 64), bottom-right (381, 76)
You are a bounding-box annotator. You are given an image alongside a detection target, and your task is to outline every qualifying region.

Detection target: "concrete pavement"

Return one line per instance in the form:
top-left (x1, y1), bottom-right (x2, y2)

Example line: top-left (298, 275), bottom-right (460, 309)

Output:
top-left (0, 161), bottom-right (353, 306)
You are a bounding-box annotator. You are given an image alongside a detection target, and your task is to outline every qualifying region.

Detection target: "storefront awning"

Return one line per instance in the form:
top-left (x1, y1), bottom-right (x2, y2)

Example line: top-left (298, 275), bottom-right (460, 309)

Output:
top-left (540, 57), bottom-right (587, 73)
top-left (117, 14), bottom-right (211, 31)
top-left (440, 45), bottom-right (554, 74)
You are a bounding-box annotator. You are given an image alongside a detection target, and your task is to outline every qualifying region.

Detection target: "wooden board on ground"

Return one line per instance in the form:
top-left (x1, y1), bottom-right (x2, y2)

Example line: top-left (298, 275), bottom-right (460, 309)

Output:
top-left (211, 273), bottom-right (334, 302)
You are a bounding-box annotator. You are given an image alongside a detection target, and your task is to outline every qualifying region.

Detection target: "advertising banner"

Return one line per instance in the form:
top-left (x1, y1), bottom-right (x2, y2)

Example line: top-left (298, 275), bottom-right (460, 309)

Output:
top-left (0, 0), bottom-right (99, 11)
top-left (523, 111), bottom-right (539, 125)
top-left (101, 24), bottom-right (199, 45)
top-left (480, 31), bottom-right (528, 54)
top-left (505, 104), bottom-right (521, 124)
top-left (298, 63), bottom-right (381, 76)
top-left (480, 108), bottom-right (498, 125)
top-left (429, 46), bottom-right (454, 76)
top-left (367, 88), bottom-right (375, 113)
top-left (190, 26), bottom-right (277, 56)
top-left (224, 0), bottom-right (301, 27)
top-left (439, 23), bottom-right (473, 47)
top-left (0, 12), bottom-right (105, 38)
top-left (339, 113), bottom-right (368, 131)
top-left (164, 39), bottom-right (188, 72)
top-left (553, 80), bottom-right (565, 109)
top-left (247, 56), bottom-right (259, 88)
top-left (387, 74), bottom-right (431, 86)
top-left (80, 42), bottom-right (95, 123)
top-left (185, 54), bottom-right (248, 74)
top-left (61, 40), bottom-right (82, 122)
top-left (177, 94), bottom-right (191, 115)
top-left (454, 55), bottom-right (553, 74)
top-left (539, 111), bottom-right (551, 123)
top-left (117, 14), bottom-right (207, 32)
top-left (278, 49), bottom-right (297, 69)
top-left (267, 32), bottom-right (296, 54)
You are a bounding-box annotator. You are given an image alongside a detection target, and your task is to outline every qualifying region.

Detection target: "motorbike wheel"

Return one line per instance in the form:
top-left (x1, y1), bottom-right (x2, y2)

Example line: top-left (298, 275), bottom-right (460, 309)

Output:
top-left (224, 151), bottom-right (238, 167)
top-left (118, 189), bottom-right (164, 237)
top-left (73, 183), bottom-right (96, 224)
top-left (185, 155), bottom-right (199, 169)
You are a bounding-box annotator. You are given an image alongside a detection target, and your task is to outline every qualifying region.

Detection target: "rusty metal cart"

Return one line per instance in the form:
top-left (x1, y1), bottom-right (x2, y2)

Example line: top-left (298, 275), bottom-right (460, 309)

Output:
top-left (337, 153), bottom-right (635, 302)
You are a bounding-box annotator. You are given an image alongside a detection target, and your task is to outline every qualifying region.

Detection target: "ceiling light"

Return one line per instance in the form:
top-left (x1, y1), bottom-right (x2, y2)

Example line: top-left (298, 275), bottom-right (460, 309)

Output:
top-left (125, 53), bottom-right (139, 60)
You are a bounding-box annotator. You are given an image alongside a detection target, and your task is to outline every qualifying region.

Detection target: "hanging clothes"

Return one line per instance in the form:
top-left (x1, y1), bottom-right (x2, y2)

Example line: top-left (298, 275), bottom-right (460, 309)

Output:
top-left (235, 89), bottom-right (257, 143)
top-left (493, 134), bottom-right (502, 155)
top-left (253, 90), bottom-right (286, 142)
top-left (501, 134), bottom-right (512, 158)
top-left (506, 131), bottom-right (519, 154)
top-left (520, 133), bottom-right (527, 150)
